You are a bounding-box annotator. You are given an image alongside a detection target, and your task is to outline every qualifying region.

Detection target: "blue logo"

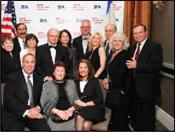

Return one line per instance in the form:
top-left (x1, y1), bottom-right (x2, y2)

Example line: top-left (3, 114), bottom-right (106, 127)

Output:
top-left (21, 5), bottom-right (29, 9)
top-left (40, 19), bottom-right (47, 23)
top-left (94, 5), bottom-right (101, 9)
top-left (76, 19), bottom-right (82, 23)
top-left (57, 5), bottom-right (65, 9)
top-left (116, 18), bottom-right (119, 22)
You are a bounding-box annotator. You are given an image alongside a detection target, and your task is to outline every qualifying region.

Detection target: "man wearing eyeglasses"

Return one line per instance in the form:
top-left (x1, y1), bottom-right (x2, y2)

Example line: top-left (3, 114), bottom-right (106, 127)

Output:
top-left (73, 19), bottom-right (91, 61)
top-left (35, 28), bottom-right (69, 81)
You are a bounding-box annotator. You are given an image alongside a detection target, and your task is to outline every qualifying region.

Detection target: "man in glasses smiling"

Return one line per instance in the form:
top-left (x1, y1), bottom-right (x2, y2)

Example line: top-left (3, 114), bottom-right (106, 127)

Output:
top-left (73, 19), bottom-right (91, 61)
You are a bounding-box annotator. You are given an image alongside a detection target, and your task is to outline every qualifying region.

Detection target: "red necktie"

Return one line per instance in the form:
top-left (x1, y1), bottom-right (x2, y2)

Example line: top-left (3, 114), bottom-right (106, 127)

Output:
top-left (133, 43), bottom-right (141, 78)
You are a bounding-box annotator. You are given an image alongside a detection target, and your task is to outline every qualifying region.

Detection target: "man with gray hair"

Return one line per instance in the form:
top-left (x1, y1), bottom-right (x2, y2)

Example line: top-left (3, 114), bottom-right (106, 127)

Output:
top-left (73, 19), bottom-right (92, 61)
top-left (103, 24), bottom-right (117, 78)
top-left (35, 28), bottom-right (69, 81)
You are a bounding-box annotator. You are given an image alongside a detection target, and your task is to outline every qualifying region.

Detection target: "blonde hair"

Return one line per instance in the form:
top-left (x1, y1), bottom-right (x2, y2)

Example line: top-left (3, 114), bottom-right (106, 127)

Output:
top-left (88, 32), bottom-right (104, 51)
top-left (109, 32), bottom-right (130, 52)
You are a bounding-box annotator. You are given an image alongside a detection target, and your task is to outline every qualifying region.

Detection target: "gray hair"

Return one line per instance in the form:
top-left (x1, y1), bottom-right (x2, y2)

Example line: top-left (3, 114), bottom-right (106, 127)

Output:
top-left (47, 28), bottom-right (60, 36)
top-left (109, 32), bottom-right (130, 52)
top-left (81, 19), bottom-right (91, 27)
top-left (105, 24), bottom-right (117, 31)
top-left (22, 53), bottom-right (35, 63)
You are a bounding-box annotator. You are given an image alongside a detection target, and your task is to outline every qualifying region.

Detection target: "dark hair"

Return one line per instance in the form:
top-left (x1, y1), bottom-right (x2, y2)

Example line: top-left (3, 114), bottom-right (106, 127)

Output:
top-left (58, 29), bottom-right (72, 47)
top-left (2, 35), bottom-right (13, 44)
top-left (75, 59), bottom-right (94, 81)
top-left (16, 23), bottom-right (27, 30)
top-left (51, 61), bottom-right (67, 80)
top-left (133, 23), bottom-right (147, 32)
top-left (26, 33), bottom-right (39, 47)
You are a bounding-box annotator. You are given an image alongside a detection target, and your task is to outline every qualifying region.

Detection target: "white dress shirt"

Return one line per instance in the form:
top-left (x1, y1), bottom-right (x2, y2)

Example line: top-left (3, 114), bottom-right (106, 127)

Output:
top-left (48, 43), bottom-right (57, 64)
top-left (18, 37), bottom-right (26, 50)
top-left (80, 81), bottom-right (88, 93)
top-left (82, 34), bottom-right (90, 54)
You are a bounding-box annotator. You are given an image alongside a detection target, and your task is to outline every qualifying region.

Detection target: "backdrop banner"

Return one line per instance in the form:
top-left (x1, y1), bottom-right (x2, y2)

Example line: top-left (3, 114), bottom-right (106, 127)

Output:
top-left (1, 1), bottom-right (124, 46)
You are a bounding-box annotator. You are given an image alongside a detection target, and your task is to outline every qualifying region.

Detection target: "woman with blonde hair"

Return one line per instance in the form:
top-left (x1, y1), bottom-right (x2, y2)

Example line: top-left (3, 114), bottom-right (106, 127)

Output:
top-left (88, 32), bottom-right (106, 79)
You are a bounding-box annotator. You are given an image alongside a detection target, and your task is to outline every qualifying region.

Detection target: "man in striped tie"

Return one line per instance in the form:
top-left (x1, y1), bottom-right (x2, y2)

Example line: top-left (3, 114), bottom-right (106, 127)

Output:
top-left (126, 23), bottom-right (163, 131)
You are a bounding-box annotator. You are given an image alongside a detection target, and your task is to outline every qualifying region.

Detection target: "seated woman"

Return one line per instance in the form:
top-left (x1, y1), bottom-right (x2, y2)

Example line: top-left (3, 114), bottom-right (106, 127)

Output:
top-left (103, 32), bottom-right (131, 130)
top-left (58, 29), bottom-right (77, 79)
top-left (40, 61), bottom-right (80, 130)
top-left (88, 32), bottom-right (106, 79)
top-left (1, 35), bottom-right (21, 84)
top-left (74, 59), bottom-right (105, 131)
top-left (20, 33), bottom-right (39, 65)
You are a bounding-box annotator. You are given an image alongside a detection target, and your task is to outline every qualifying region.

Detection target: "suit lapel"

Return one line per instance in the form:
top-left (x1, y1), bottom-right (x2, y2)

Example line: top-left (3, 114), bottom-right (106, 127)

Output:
top-left (19, 71), bottom-right (28, 92)
top-left (45, 44), bottom-right (54, 65)
top-left (33, 73), bottom-right (38, 103)
top-left (79, 36), bottom-right (85, 55)
top-left (138, 39), bottom-right (150, 61)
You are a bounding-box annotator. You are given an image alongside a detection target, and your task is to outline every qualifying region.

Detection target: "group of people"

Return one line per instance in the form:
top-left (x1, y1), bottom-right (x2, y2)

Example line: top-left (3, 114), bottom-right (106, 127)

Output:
top-left (1, 19), bottom-right (163, 131)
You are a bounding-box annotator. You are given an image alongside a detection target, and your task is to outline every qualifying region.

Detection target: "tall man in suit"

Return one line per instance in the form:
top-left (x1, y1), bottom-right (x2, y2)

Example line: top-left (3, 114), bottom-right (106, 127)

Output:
top-left (126, 24), bottom-right (163, 130)
top-left (13, 23), bottom-right (27, 55)
top-left (73, 19), bottom-right (91, 60)
top-left (35, 28), bottom-right (69, 81)
top-left (103, 24), bottom-right (117, 77)
top-left (2, 53), bottom-right (50, 131)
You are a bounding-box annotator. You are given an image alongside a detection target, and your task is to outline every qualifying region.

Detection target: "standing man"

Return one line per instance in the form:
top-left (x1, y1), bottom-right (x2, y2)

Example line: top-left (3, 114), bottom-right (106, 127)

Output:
top-left (13, 23), bottom-right (27, 55)
top-left (73, 19), bottom-right (91, 60)
top-left (126, 24), bottom-right (163, 130)
top-left (35, 28), bottom-right (69, 81)
top-left (2, 53), bottom-right (50, 131)
top-left (104, 24), bottom-right (117, 77)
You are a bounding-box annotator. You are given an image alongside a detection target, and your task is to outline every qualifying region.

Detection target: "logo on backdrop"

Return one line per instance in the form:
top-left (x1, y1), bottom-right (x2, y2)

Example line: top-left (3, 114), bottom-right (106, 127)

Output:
top-left (38, 32), bottom-right (47, 38)
top-left (94, 5), bottom-right (101, 9)
top-left (40, 19), bottom-right (47, 23)
top-left (75, 19), bottom-right (82, 23)
top-left (37, 4), bottom-right (49, 11)
top-left (21, 5), bottom-right (29, 9)
top-left (57, 5), bottom-right (65, 9)
top-left (73, 4), bottom-right (86, 11)
top-left (113, 4), bottom-right (122, 11)
top-left (91, 17), bottom-right (104, 24)
top-left (116, 18), bottom-right (119, 22)
top-left (19, 17), bottom-right (32, 24)
top-left (1, 4), bottom-right (7, 10)
top-left (55, 18), bottom-right (68, 24)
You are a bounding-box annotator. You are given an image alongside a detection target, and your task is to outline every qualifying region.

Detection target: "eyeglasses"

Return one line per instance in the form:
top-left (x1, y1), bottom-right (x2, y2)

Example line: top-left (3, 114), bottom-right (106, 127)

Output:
top-left (81, 26), bottom-right (91, 29)
top-left (49, 35), bottom-right (59, 38)
top-left (105, 30), bottom-right (114, 33)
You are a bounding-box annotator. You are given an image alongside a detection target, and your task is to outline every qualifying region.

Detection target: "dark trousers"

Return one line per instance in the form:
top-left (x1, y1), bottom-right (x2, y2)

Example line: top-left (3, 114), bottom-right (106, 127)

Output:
top-left (135, 97), bottom-right (156, 131)
top-left (111, 94), bottom-right (130, 131)
top-left (4, 117), bottom-right (50, 131)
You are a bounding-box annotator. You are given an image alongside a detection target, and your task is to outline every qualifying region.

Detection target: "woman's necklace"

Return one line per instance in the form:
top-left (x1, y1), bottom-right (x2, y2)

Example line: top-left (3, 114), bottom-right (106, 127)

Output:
top-left (54, 79), bottom-right (64, 83)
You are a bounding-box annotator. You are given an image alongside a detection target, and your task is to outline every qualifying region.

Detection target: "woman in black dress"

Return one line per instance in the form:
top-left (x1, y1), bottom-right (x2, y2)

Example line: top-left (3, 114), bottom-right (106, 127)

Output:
top-left (1, 35), bottom-right (21, 84)
top-left (58, 29), bottom-right (77, 79)
top-left (88, 32), bottom-right (106, 79)
top-left (103, 32), bottom-right (131, 130)
top-left (74, 59), bottom-right (105, 131)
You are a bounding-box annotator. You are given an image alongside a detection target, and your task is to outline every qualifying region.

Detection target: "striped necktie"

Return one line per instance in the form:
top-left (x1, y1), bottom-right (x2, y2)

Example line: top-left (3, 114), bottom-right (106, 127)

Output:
top-left (133, 43), bottom-right (141, 78)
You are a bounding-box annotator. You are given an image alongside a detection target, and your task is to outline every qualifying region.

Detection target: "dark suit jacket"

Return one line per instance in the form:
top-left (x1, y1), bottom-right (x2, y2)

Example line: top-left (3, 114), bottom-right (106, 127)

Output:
top-left (108, 50), bottom-right (132, 95)
top-left (103, 40), bottom-right (113, 78)
top-left (1, 49), bottom-right (21, 83)
top-left (13, 37), bottom-right (21, 55)
top-left (129, 39), bottom-right (163, 100)
top-left (2, 71), bottom-right (44, 129)
top-left (73, 35), bottom-right (90, 60)
top-left (35, 43), bottom-right (69, 78)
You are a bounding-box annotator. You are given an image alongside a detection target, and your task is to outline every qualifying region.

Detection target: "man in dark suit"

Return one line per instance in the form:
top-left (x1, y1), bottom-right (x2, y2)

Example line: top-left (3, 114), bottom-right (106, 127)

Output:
top-left (2, 53), bottom-right (50, 131)
top-left (13, 23), bottom-right (27, 55)
top-left (103, 24), bottom-right (117, 78)
top-left (126, 23), bottom-right (163, 130)
top-left (73, 19), bottom-right (91, 60)
top-left (35, 28), bottom-right (69, 81)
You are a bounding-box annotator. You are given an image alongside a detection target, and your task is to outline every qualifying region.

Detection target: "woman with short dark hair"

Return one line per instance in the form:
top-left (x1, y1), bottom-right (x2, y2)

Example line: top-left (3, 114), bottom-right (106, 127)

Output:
top-left (40, 61), bottom-right (80, 130)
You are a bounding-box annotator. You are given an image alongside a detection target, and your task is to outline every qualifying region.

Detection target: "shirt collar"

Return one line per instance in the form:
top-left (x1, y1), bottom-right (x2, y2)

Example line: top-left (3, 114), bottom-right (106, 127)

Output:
top-left (18, 37), bottom-right (25, 43)
top-left (22, 69), bottom-right (33, 80)
top-left (138, 38), bottom-right (147, 46)
top-left (48, 42), bottom-right (57, 47)
top-left (82, 34), bottom-right (90, 39)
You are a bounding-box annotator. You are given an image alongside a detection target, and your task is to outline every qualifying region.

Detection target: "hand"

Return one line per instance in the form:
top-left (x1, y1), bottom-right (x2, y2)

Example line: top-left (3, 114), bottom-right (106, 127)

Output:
top-left (103, 79), bottom-right (109, 90)
top-left (46, 76), bottom-right (53, 81)
top-left (65, 110), bottom-right (73, 117)
top-left (126, 57), bottom-right (137, 69)
top-left (56, 110), bottom-right (69, 120)
top-left (27, 108), bottom-right (43, 119)
top-left (74, 100), bottom-right (87, 107)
